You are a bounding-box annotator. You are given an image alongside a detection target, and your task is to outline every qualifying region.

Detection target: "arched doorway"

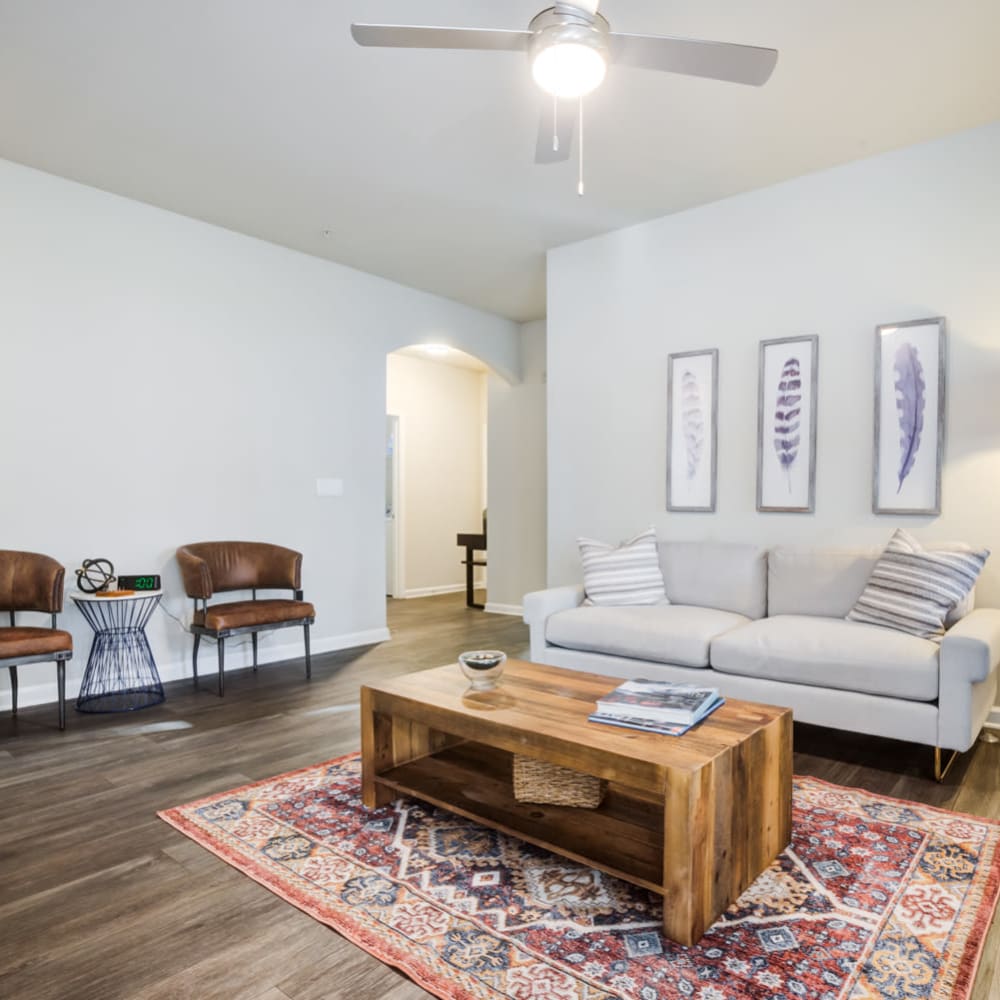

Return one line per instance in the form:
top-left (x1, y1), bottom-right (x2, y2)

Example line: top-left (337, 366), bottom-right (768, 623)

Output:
top-left (386, 344), bottom-right (490, 606)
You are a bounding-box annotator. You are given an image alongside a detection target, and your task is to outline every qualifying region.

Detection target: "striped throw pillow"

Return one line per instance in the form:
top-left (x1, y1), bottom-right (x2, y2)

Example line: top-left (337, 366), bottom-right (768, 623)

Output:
top-left (578, 527), bottom-right (668, 606)
top-left (846, 529), bottom-right (988, 640)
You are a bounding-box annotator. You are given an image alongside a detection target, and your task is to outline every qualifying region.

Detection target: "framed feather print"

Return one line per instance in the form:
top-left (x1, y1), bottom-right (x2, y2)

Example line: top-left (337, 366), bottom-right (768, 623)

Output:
top-left (756, 335), bottom-right (818, 513)
top-left (873, 318), bottom-right (946, 515)
top-left (666, 348), bottom-right (718, 512)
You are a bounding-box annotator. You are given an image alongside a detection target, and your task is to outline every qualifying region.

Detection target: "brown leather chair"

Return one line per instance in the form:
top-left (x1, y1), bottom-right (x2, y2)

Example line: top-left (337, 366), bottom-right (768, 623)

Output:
top-left (0, 550), bottom-right (74, 730)
top-left (176, 541), bottom-right (315, 696)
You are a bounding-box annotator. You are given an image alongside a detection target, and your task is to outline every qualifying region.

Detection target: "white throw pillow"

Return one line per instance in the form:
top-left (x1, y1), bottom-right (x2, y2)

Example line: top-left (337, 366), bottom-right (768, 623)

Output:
top-left (846, 528), bottom-right (988, 640)
top-left (577, 527), bottom-right (668, 607)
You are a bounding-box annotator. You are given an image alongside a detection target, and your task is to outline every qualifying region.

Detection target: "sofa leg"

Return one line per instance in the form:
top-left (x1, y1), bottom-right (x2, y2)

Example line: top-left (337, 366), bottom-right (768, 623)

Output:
top-left (8, 665), bottom-right (17, 716)
top-left (304, 623), bottom-right (312, 681)
top-left (217, 637), bottom-right (225, 698)
top-left (934, 747), bottom-right (959, 782)
top-left (192, 633), bottom-right (201, 690)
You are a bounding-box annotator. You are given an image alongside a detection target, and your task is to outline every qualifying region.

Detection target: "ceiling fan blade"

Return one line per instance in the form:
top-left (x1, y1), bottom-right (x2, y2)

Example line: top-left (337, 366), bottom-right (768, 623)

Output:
top-left (534, 99), bottom-right (576, 164)
top-left (351, 23), bottom-right (531, 52)
top-left (608, 32), bottom-right (778, 86)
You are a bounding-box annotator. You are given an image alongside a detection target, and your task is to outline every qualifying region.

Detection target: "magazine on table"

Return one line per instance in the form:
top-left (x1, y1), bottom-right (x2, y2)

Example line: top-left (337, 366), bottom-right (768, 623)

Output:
top-left (595, 678), bottom-right (723, 726)
top-left (587, 711), bottom-right (701, 737)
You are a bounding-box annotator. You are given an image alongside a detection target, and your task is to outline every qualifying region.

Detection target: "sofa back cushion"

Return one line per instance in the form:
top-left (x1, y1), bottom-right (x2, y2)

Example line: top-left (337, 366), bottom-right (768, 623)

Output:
top-left (658, 541), bottom-right (767, 619)
top-left (768, 544), bottom-right (976, 622)
top-left (769, 546), bottom-right (880, 618)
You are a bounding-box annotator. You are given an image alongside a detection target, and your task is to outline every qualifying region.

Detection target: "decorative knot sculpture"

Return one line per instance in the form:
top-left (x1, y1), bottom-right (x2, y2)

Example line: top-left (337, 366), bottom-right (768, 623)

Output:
top-left (76, 557), bottom-right (115, 593)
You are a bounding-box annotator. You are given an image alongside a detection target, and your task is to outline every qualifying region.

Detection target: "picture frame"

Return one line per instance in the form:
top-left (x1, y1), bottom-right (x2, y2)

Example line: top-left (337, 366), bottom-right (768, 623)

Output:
top-left (873, 317), bottom-right (946, 515)
top-left (756, 335), bottom-right (818, 513)
top-left (666, 348), bottom-right (718, 512)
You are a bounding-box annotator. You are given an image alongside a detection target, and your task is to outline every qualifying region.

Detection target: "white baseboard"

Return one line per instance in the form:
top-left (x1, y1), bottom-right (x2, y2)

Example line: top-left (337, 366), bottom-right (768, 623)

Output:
top-left (485, 602), bottom-right (523, 617)
top-left (403, 584), bottom-right (465, 598)
top-left (0, 626), bottom-right (391, 713)
top-left (985, 707), bottom-right (1000, 730)
top-left (403, 582), bottom-right (484, 599)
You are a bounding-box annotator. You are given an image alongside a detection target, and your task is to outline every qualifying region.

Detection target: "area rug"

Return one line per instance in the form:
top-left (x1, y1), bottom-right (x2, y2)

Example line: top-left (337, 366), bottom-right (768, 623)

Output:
top-left (159, 754), bottom-right (1000, 1000)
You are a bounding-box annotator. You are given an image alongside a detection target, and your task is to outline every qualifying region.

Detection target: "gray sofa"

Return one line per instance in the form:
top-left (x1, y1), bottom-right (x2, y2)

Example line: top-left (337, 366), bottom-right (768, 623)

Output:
top-left (524, 542), bottom-right (1000, 773)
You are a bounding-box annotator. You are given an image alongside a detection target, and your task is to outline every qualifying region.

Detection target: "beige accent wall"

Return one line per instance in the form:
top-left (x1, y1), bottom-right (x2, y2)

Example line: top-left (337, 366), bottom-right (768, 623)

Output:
top-left (386, 353), bottom-right (487, 597)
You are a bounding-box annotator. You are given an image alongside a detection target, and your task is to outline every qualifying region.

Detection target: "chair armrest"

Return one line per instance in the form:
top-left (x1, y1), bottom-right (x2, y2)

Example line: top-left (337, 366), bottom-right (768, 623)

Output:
top-left (940, 608), bottom-right (1000, 686)
top-left (523, 585), bottom-right (584, 626)
top-left (176, 547), bottom-right (213, 600)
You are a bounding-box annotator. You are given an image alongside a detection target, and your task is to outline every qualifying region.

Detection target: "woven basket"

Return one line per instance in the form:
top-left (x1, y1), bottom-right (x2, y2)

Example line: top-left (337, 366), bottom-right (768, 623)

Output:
top-left (512, 755), bottom-right (606, 809)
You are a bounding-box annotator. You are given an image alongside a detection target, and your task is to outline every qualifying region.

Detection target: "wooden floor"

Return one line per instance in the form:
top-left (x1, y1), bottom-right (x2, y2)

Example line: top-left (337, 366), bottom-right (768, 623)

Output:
top-left (1, 593), bottom-right (998, 999)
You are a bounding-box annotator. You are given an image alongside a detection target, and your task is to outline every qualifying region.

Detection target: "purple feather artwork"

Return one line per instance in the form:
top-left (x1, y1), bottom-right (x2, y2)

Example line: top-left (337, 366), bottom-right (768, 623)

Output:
top-left (680, 370), bottom-right (704, 480)
top-left (893, 341), bottom-right (925, 493)
top-left (773, 357), bottom-right (802, 492)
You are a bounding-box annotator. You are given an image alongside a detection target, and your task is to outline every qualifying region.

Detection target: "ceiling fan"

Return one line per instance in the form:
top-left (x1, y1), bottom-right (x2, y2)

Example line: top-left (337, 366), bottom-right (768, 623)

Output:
top-left (351, 2), bottom-right (778, 192)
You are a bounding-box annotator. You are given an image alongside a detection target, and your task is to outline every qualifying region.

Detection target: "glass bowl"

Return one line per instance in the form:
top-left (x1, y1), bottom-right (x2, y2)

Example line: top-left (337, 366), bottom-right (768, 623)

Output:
top-left (457, 649), bottom-right (507, 690)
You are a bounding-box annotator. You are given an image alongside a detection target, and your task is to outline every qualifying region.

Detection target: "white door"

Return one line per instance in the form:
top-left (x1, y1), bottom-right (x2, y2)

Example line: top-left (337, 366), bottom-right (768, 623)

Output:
top-left (385, 415), bottom-right (401, 597)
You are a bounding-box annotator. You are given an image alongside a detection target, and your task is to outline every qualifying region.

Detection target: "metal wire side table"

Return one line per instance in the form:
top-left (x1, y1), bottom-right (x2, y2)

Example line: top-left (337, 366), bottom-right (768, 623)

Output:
top-left (72, 591), bottom-right (166, 713)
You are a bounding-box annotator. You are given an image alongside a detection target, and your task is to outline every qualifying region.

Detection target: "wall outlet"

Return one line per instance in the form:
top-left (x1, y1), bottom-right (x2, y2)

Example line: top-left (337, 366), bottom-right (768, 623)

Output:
top-left (316, 477), bottom-right (344, 497)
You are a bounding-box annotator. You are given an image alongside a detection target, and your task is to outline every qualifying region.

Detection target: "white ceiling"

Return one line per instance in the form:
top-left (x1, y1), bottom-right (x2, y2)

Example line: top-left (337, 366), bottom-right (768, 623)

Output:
top-left (1, 1), bottom-right (998, 322)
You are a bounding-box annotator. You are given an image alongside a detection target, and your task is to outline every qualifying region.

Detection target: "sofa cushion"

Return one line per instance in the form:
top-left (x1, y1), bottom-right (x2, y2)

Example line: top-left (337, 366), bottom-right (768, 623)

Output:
top-left (578, 527), bottom-right (667, 606)
top-left (546, 604), bottom-right (749, 668)
top-left (846, 529), bottom-right (989, 640)
top-left (768, 546), bottom-right (881, 618)
top-left (711, 614), bottom-right (939, 701)
top-left (769, 542), bottom-right (977, 625)
top-left (658, 541), bottom-right (767, 619)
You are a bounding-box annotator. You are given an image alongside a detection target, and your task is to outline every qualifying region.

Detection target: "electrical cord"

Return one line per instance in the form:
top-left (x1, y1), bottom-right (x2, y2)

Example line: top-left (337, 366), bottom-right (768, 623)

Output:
top-left (156, 602), bottom-right (258, 650)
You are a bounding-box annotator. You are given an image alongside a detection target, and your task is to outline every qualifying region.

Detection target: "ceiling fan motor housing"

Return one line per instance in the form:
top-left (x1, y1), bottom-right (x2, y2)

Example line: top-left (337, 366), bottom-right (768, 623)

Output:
top-left (528, 6), bottom-right (610, 68)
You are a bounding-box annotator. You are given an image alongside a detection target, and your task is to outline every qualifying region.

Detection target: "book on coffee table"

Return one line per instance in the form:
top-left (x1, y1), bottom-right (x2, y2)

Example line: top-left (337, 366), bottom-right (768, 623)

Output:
top-left (595, 678), bottom-right (723, 726)
top-left (587, 710), bottom-right (699, 736)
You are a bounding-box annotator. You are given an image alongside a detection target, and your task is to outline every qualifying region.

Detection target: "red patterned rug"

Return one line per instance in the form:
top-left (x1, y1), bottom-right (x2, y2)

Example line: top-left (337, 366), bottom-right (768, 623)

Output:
top-left (159, 754), bottom-right (1000, 1000)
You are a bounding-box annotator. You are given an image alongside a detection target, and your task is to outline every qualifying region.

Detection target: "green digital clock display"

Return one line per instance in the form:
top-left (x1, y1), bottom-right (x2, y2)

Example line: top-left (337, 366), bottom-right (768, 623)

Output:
top-left (118, 574), bottom-right (161, 591)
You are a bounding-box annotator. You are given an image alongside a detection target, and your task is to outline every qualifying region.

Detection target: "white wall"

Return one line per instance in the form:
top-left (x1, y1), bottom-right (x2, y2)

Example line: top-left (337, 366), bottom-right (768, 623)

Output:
top-left (547, 122), bottom-right (1000, 609)
top-left (0, 158), bottom-right (519, 710)
top-left (386, 353), bottom-right (486, 597)
top-left (486, 320), bottom-right (548, 613)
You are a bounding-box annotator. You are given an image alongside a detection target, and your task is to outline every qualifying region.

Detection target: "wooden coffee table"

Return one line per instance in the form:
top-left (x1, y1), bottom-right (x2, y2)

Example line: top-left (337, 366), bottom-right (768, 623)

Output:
top-left (361, 659), bottom-right (792, 945)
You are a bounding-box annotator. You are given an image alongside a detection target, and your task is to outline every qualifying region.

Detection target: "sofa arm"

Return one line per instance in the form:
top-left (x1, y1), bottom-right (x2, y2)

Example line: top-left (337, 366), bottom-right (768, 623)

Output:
top-left (940, 608), bottom-right (1000, 685)
top-left (523, 585), bottom-right (584, 662)
top-left (937, 608), bottom-right (1000, 752)
top-left (523, 585), bottom-right (584, 626)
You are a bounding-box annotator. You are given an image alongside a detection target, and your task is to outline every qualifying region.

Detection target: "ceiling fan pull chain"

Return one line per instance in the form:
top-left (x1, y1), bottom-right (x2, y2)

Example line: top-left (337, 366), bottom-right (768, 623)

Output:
top-left (577, 97), bottom-right (585, 197)
top-left (553, 96), bottom-right (559, 152)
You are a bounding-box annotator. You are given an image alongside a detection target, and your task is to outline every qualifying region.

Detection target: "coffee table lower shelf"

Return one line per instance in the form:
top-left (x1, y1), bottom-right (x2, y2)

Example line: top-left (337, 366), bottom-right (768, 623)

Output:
top-left (373, 741), bottom-right (665, 894)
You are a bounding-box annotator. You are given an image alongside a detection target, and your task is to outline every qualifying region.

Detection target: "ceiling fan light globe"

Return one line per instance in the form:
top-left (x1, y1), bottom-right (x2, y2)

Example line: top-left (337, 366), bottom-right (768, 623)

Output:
top-left (531, 42), bottom-right (606, 98)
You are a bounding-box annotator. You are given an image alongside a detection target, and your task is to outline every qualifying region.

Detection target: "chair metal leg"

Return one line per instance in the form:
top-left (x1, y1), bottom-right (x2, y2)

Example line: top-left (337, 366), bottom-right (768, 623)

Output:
top-left (934, 746), bottom-right (959, 782)
top-left (57, 660), bottom-right (66, 731)
top-left (192, 633), bottom-right (201, 690)
top-left (252, 632), bottom-right (258, 672)
top-left (304, 623), bottom-right (312, 680)
top-left (8, 665), bottom-right (17, 717)
top-left (217, 637), bottom-right (225, 697)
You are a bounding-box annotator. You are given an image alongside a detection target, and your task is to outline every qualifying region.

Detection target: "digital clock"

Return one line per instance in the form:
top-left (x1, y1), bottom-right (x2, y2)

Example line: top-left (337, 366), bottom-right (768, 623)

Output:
top-left (117, 574), bottom-right (161, 591)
